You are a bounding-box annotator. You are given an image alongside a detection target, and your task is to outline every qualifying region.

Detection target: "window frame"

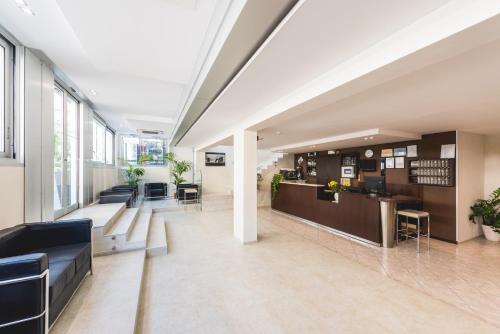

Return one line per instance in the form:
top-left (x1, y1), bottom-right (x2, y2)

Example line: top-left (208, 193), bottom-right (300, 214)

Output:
top-left (105, 128), bottom-right (114, 165)
top-left (92, 115), bottom-right (115, 166)
top-left (121, 135), bottom-right (167, 166)
top-left (0, 33), bottom-right (15, 159)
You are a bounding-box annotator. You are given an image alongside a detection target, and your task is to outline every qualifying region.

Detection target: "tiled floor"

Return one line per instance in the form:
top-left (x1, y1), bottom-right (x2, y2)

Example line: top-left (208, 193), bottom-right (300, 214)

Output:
top-left (137, 208), bottom-right (500, 333)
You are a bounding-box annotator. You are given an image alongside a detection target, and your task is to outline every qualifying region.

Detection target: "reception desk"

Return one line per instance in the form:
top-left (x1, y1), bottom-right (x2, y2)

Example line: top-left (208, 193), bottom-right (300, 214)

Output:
top-left (271, 182), bottom-right (421, 246)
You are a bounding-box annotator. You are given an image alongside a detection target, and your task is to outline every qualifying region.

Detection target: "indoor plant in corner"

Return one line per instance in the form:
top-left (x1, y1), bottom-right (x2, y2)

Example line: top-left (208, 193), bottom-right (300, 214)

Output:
top-left (271, 174), bottom-right (284, 201)
top-left (469, 187), bottom-right (500, 241)
top-left (327, 180), bottom-right (344, 203)
top-left (165, 152), bottom-right (192, 197)
top-left (122, 161), bottom-right (145, 186)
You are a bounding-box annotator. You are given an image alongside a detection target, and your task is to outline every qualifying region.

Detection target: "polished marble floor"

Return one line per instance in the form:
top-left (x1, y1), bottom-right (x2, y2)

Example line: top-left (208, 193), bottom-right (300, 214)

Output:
top-left (137, 208), bottom-right (500, 333)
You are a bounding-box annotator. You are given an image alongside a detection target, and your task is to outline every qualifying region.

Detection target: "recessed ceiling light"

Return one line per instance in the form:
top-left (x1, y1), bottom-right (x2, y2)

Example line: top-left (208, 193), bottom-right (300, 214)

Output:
top-left (15, 0), bottom-right (35, 15)
top-left (276, 131), bottom-right (281, 135)
top-left (310, 145), bottom-right (316, 148)
top-left (369, 136), bottom-right (374, 140)
top-left (89, 89), bottom-right (97, 96)
top-left (364, 137), bottom-right (368, 140)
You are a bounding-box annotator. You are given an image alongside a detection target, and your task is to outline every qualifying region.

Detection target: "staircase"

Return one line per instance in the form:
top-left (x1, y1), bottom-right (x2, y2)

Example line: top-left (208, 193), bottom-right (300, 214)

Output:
top-left (257, 152), bottom-right (285, 173)
top-left (60, 203), bottom-right (167, 256)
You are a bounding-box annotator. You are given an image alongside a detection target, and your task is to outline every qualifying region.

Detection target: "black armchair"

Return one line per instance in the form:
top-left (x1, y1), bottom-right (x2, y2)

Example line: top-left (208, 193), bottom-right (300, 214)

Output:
top-left (0, 219), bottom-right (92, 333)
top-left (99, 190), bottom-right (134, 207)
top-left (111, 185), bottom-right (138, 201)
top-left (144, 183), bottom-right (168, 200)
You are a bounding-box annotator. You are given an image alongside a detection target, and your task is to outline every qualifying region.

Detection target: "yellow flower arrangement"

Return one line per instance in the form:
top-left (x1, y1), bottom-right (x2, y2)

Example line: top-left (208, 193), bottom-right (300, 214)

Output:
top-left (328, 180), bottom-right (344, 193)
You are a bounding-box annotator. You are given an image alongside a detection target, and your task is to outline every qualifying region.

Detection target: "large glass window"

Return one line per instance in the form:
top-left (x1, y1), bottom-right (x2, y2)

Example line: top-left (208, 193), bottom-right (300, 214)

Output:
top-left (54, 86), bottom-right (79, 217)
top-left (122, 136), bottom-right (165, 165)
top-left (0, 34), bottom-right (14, 157)
top-left (105, 129), bottom-right (114, 165)
top-left (92, 119), bottom-right (105, 163)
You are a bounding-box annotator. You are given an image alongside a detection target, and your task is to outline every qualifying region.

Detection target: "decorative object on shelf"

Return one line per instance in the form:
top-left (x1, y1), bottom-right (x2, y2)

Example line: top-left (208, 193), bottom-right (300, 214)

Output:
top-left (385, 157), bottom-right (395, 169)
top-left (381, 148), bottom-right (393, 157)
top-left (408, 158), bottom-right (455, 186)
top-left (469, 187), bottom-right (500, 241)
top-left (165, 152), bottom-right (193, 188)
top-left (341, 166), bottom-right (356, 178)
top-left (205, 152), bottom-right (226, 166)
top-left (121, 161), bottom-right (145, 186)
top-left (407, 145), bottom-right (418, 158)
top-left (271, 174), bottom-right (284, 200)
top-left (393, 147), bottom-right (407, 157)
top-left (340, 178), bottom-right (351, 187)
top-left (440, 144), bottom-right (456, 159)
top-left (395, 156), bottom-right (405, 169)
top-left (306, 152), bottom-right (317, 176)
top-left (364, 149), bottom-right (374, 158)
top-left (297, 156), bottom-right (304, 165)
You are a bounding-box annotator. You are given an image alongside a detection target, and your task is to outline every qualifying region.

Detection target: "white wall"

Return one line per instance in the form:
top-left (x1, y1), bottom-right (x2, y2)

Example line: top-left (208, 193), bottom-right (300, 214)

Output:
top-left (92, 166), bottom-right (120, 202)
top-left (484, 134), bottom-right (500, 197)
top-left (196, 145), bottom-right (234, 195)
top-left (456, 131), bottom-right (484, 242)
top-left (0, 166), bottom-right (25, 229)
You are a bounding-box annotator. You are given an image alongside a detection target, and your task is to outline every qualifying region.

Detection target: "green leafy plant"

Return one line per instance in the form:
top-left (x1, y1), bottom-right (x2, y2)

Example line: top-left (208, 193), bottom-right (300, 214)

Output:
top-left (469, 187), bottom-right (500, 233)
top-left (121, 161), bottom-right (145, 186)
top-left (165, 153), bottom-right (192, 187)
top-left (271, 174), bottom-right (284, 200)
top-left (139, 154), bottom-right (154, 164)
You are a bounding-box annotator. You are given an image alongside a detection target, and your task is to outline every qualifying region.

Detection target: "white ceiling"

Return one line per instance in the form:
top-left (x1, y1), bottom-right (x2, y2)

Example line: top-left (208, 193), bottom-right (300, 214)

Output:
top-left (0, 0), bottom-right (232, 136)
top-left (179, 0), bottom-right (454, 147)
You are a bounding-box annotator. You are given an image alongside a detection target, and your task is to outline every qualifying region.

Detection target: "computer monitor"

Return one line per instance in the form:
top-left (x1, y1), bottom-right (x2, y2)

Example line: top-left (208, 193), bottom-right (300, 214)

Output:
top-left (363, 176), bottom-right (386, 194)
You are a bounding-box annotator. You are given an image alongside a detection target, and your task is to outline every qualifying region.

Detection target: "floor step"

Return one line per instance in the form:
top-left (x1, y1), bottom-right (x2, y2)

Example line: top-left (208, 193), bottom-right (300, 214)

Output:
top-left (50, 250), bottom-right (146, 334)
top-left (114, 212), bottom-right (152, 252)
top-left (147, 216), bottom-right (168, 257)
top-left (105, 208), bottom-right (140, 237)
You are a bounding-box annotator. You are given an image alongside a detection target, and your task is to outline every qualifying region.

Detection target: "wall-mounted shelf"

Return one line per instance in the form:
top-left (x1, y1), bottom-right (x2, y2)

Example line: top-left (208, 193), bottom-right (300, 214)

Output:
top-left (408, 159), bottom-right (455, 187)
top-left (306, 152), bottom-right (317, 176)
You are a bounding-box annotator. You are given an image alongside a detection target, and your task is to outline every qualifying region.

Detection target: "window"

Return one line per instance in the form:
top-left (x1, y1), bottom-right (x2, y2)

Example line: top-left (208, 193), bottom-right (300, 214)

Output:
top-left (0, 34), bottom-right (14, 157)
top-left (92, 117), bottom-right (114, 165)
top-left (105, 129), bottom-right (114, 165)
top-left (54, 85), bottom-right (79, 216)
top-left (122, 136), bottom-right (165, 165)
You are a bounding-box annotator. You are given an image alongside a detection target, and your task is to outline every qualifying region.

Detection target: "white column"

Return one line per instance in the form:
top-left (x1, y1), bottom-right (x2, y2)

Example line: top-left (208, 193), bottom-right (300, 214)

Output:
top-left (233, 129), bottom-right (257, 243)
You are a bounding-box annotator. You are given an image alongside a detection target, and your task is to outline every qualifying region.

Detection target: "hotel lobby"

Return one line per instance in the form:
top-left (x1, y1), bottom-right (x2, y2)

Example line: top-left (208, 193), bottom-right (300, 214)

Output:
top-left (1, 1), bottom-right (500, 333)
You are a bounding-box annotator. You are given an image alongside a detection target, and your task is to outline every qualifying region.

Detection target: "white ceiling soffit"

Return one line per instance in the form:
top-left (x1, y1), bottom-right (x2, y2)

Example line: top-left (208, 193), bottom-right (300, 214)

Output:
top-left (184, 0), bottom-right (500, 151)
top-left (0, 0), bottom-right (236, 137)
top-left (170, 0), bottom-right (298, 146)
top-left (270, 129), bottom-right (421, 153)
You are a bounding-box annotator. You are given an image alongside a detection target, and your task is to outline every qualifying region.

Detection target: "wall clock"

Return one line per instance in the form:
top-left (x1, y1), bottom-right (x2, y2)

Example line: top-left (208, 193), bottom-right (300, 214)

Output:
top-left (365, 149), bottom-right (374, 158)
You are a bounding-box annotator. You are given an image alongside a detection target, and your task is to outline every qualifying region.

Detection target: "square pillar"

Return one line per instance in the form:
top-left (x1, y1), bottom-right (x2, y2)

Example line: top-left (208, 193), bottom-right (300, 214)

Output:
top-left (233, 129), bottom-right (257, 243)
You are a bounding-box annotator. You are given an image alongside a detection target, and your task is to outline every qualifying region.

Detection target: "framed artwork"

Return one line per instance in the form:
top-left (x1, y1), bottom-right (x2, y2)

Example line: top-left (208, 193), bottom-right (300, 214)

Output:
top-left (381, 148), bottom-right (393, 158)
top-left (393, 147), bottom-right (407, 157)
top-left (407, 145), bottom-right (418, 158)
top-left (385, 157), bottom-right (395, 169)
top-left (205, 152), bottom-right (226, 166)
top-left (395, 157), bottom-right (405, 169)
top-left (341, 166), bottom-right (356, 178)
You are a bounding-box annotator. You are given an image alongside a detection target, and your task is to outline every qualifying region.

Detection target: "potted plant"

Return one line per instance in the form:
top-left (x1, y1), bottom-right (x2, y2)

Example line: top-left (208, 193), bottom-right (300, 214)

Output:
top-left (271, 174), bottom-right (284, 200)
top-left (469, 187), bottom-right (500, 241)
top-left (165, 153), bottom-right (192, 197)
top-left (122, 162), bottom-right (145, 186)
top-left (327, 180), bottom-right (344, 203)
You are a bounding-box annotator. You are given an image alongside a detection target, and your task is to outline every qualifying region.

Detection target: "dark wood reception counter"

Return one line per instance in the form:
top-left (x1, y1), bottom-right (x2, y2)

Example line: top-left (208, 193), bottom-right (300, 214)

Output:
top-left (271, 182), bottom-right (421, 245)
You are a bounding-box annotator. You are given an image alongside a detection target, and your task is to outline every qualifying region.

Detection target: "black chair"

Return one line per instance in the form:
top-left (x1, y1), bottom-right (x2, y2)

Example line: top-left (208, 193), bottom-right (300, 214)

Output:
top-left (177, 184), bottom-right (199, 203)
top-left (144, 183), bottom-right (168, 200)
top-left (99, 190), bottom-right (133, 207)
top-left (0, 219), bottom-right (92, 333)
top-left (111, 185), bottom-right (138, 201)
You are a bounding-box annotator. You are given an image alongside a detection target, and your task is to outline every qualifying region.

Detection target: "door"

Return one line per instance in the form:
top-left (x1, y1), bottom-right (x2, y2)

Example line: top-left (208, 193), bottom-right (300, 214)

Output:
top-left (54, 85), bottom-right (79, 218)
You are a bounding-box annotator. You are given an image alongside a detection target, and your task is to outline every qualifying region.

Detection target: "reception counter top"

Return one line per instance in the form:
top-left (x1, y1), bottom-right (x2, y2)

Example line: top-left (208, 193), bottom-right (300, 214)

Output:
top-left (279, 181), bottom-right (325, 187)
top-left (271, 182), bottom-right (421, 245)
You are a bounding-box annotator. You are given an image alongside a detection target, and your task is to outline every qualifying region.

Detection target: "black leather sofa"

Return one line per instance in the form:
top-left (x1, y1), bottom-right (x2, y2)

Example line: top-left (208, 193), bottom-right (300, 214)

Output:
top-left (144, 183), bottom-right (168, 200)
top-left (177, 184), bottom-right (199, 203)
top-left (0, 219), bottom-right (92, 333)
top-left (111, 185), bottom-right (138, 201)
top-left (99, 190), bottom-right (134, 207)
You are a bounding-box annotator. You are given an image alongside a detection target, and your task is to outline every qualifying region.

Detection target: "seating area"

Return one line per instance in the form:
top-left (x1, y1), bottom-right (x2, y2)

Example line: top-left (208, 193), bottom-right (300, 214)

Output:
top-left (0, 220), bottom-right (92, 332)
top-left (98, 185), bottom-right (138, 208)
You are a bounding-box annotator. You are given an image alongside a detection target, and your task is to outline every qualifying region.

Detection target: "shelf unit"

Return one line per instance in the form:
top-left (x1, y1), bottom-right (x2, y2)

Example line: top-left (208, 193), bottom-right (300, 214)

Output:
top-left (408, 158), bottom-right (455, 187)
top-left (306, 152), bottom-right (317, 177)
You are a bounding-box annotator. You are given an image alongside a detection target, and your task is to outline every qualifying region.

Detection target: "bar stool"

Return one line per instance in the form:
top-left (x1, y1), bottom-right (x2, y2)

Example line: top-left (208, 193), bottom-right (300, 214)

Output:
top-left (396, 209), bottom-right (430, 252)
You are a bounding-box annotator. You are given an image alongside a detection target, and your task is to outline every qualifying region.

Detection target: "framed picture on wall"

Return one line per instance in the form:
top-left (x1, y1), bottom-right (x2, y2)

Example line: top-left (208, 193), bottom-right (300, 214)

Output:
top-left (205, 152), bottom-right (226, 166)
top-left (385, 157), bottom-right (395, 169)
top-left (393, 147), bottom-right (407, 157)
top-left (395, 157), bottom-right (405, 169)
top-left (381, 148), bottom-right (393, 157)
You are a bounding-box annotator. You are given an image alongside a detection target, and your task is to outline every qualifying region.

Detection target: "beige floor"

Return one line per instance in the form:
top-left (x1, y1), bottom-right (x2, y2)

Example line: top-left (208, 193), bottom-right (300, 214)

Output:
top-left (137, 208), bottom-right (500, 334)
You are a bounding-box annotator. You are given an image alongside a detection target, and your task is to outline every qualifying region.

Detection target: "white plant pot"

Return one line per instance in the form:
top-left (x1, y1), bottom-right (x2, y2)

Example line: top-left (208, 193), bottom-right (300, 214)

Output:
top-left (482, 225), bottom-right (500, 242)
top-left (332, 192), bottom-right (339, 203)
